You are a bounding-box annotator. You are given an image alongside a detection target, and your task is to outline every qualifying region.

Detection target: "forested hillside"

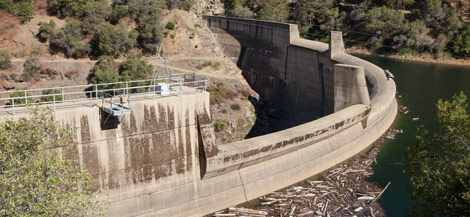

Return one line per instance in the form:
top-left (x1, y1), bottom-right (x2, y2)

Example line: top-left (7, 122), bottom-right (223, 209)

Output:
top-left (0, 0), bottom-right (195, 83)
top-left (0, 0), bottom-right (194, 58)
top-left (225, 0), bottom-right (470, 59)
top-left (2, 0), bottom-right (469, 60)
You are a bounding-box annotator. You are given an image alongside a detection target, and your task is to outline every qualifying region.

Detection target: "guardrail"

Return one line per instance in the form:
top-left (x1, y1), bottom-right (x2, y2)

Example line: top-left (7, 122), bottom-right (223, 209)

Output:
top-left (0, 73), bottom-right (209, 116)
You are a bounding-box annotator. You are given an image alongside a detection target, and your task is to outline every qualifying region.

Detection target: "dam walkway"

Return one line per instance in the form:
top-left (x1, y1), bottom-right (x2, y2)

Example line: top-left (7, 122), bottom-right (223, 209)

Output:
top-left (0, 73), bottom-right (208, 116)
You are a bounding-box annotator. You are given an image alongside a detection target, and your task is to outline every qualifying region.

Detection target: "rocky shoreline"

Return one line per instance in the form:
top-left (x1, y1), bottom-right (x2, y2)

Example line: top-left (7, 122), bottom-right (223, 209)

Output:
top-left (208, 127), bottom-right (403, 217)
top-left (347, 47), bottom-right (470, 67)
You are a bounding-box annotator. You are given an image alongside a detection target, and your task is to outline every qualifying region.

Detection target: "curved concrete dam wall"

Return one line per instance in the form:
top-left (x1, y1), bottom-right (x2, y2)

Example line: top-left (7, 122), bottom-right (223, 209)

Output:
top-left (0, 17), bottom-right (397, 217)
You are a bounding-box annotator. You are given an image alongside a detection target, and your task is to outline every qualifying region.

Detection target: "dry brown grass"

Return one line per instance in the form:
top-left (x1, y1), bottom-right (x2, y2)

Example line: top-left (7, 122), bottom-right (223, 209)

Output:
top-left (240, 88), bottom-right (252, 98)
top-left (64, 69), bottom-right (79, 80)
top-left (207, 84), bottom-right (238, 105)
top-left (0, 12), bottom-right (20, 42)
top-left (32, 0), bottom-right (49, 14)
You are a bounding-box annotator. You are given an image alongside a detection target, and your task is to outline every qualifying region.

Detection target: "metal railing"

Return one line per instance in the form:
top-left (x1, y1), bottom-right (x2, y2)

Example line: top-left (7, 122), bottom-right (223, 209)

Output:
top-left (0, 73), bottom-right (209, 116)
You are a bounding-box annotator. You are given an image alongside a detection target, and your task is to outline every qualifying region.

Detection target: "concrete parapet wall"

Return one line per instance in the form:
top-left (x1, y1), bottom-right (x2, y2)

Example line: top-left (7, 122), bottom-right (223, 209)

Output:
top-left (203, 104), bottom-right (371, 179)
top-left (334, 64), bottom-right (370, 112)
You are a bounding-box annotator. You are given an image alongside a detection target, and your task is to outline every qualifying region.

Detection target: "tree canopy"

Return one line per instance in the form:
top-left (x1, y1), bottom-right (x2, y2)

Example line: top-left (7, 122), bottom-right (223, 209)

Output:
top-left (0, 108), bottom-right (105, 216)
top-left (0, 0), bottom-right (35, 23)
top-left (405, 92), bottom-right (470, 216)
top-left (257, 0), bottom-right (288, 22)
top-left (0, 50), bottom-right (11, 70)
top-left (90, 55), bottom-right (153, 84)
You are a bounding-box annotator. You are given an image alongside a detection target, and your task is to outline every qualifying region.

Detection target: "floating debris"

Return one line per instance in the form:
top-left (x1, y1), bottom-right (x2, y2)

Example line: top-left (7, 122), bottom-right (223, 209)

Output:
top-left (398, 105), bottom-right (409, 115)
top-left (384, 128), bottom-right (403, 140)
top-left (384, 69), bottom-right (395, 80)
top-left (412, 117), bottom-right (419, 121)
top-left (209, 128), bottom-right (399, 217)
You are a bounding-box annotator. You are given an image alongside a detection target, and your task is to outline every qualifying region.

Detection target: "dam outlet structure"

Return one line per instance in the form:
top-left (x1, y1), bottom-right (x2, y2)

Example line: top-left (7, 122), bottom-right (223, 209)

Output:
top-left (0, 17), bottom-right (397, 217)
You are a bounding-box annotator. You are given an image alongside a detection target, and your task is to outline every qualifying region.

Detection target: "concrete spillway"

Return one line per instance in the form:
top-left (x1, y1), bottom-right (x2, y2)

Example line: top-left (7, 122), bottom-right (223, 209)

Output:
top-left (0, 17), bottom-right (397, 217)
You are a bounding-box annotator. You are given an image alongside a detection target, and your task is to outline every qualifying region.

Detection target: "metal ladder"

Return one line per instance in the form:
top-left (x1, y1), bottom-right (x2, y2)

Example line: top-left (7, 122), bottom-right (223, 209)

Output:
top-left (150, 45), bottom-right (176, 88)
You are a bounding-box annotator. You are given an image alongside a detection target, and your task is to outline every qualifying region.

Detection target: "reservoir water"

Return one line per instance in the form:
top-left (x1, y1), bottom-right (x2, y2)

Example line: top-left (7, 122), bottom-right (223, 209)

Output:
top-left (355, 54), bottom-right (470, 216)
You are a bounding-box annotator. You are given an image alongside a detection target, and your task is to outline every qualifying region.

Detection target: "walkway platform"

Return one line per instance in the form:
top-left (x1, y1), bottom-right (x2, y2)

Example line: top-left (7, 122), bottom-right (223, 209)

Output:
top-left (0, 74), bottom-right (208, 116)
top-left (102, 105), bottom-right (132, 116)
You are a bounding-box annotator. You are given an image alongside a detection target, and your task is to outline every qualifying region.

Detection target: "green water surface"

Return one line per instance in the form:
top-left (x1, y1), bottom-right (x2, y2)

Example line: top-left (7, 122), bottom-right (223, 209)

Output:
top-left (355, 54), bottom-right (470, 216)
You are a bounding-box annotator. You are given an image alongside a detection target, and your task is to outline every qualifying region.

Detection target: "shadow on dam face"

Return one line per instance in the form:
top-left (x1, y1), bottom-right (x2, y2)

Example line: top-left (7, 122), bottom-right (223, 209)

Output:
top-left (212, 31), bottom-right (329, 138)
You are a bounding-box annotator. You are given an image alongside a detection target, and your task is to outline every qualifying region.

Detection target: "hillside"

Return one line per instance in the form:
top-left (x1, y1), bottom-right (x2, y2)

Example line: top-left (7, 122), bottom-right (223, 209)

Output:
top-left (224, 0), bottom-right (470, 59)
top-left (0, 0), bottom-right (256, 145)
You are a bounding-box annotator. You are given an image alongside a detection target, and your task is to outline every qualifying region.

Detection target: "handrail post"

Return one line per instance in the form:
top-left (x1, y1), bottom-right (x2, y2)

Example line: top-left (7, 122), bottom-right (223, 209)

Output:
top-left (95, 84), bottom-right (98, 100)
top-left (61, 87), bottom-right (65, 103)
top-left (24, 90), bottom-right (27, 105)
top-left (53, 95), bottom-right (56, 112)
top-left (12, 98), bottom-right (15, 116)
top-left (126, 82), bottom-right (129, 97)
top-left (179, 78), bottom-right (182, 96)
top-left (127, 82), bottom-right (130, 105)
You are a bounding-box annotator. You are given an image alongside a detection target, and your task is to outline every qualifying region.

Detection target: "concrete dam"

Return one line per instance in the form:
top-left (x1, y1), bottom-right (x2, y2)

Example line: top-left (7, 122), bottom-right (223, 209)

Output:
top-left (0, 17), bottom-right (397, 216)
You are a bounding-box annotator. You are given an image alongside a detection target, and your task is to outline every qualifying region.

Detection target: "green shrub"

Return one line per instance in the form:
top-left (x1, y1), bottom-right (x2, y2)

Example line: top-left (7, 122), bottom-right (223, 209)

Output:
top-left (213, 119), bottom-right (227, 132)
top-left (63, 18), bottom-right (84, 38)
top-left (231, 5), bottom-right (254, 18)
top-left (49, 28), bottom-right (90, 58)
top-left (137, 22), bottom-right (164, 54)
top-left (194, 23), bottom-right (201, 28)
top-left (48, 0), bottom-right (106, 18)
top-left (0, 50), bottom-right (12, 70)
top-left (189, 33), bottom-right (194, 39)
top-left (170, 33), bottom-right (175, 39)
top-left (91, 22), bottom-right (119, 57)
top-left (90, 56), bottom-right (119, 84)
top-left (166, 0), bottom-right (194, 11)
top-left (38, 20), bottom-right (56, 42)
top-left (181, 0), bottom-right (194, 11)
top-left (207, 85), bottom-right (237, 105)
top-left (396, 48), bottom-right (420, 56)
top-left (9, 90), bottom-right (30, 106)
top-left (23, 56), bottom-right (42, 81)
top-left (118, 54), bottom-right (153, 82)
top-left (165, 21), bottom-right (175, 30)
top-left (90, 55), bottom-right (153, 93)
top-left (110, 4), bottom-right (129, 24)
top-left (196, 60), bottom-right (212, 70)
top-left (14, 1), bottom-right (35, 23)
top-left (257, 0), bottom-right (288, 22)
top-left (80, 1), bottom-right (112, 33)
top-left (0, 108), bottom-right (105, 216)
top-left (0, 0), bottom-right (14, 13)
top-left (40, 89), bottom-right (63, 102)
top-left (48, 18), bottom-right (92, 58)
top-left (212, 62), bottom-right (221, 70)
top-left (90, 25), bottom-right (139, 57)
top-left (164, 31), bottom-right (169, 37)
top-left (127, 0), bottom-right (164, 24)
